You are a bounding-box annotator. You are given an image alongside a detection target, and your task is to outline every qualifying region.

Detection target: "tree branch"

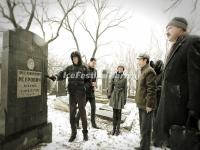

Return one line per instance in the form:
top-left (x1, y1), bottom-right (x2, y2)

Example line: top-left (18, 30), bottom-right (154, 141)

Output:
top-left (25, 0), bottom-right (36, 30)
top-left (0, 0), bottom-right (21, 29)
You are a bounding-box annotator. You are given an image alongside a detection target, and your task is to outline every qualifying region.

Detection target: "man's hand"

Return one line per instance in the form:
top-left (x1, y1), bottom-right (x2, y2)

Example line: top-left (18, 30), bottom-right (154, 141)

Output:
top-left (107, 95), bottom-right (111, 99)
top-left (46, 75), bottom-right (56, 81)
top-left (146, 107), bottom-right (152, 113)
top-left (92, 82), bottom-right (96, 87)
top-left (189, 110), bottom-right (199, 119)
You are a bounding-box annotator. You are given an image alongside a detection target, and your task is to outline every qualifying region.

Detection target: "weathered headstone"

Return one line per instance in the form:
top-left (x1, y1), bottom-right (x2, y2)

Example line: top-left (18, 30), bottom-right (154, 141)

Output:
top-left (0, 30), bottom-right (52, 150)
top-left (56, 80), bottom-right (66, 97)
top-left (99, 104), bottom-right (131, 115)
top-left (96, 109), bottom-right (126, 123)
top-left (102, 69), bottom-right (109, 95)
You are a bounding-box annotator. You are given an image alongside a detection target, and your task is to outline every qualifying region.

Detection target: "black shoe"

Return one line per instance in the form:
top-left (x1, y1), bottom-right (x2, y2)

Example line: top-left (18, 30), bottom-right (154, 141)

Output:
top-left (112, 128), bottom-right (116, 136)
top-left (68, 132), bottom-right (77, 142)
top-left (82, 130), bottom-right (88, 141)
top-left (153, 142), bottom-right (161, 147)
top-left (115, 129), bottom-right (120, 136)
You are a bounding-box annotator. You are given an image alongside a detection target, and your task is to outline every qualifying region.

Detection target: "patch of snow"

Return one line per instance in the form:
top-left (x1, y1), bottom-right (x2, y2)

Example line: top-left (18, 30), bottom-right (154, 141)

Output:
top-left (32, 95), bottom-right (168, 150)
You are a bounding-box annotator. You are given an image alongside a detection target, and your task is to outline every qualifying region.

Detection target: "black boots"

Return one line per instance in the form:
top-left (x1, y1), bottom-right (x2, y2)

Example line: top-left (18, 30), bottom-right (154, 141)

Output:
top-left (68, 131), bottom-right (77, 142)
top-left (69, 130), bottom-right (88, 142)
top-left (115, 127), bottom-right (120, 136)
top-left (112, 126), bottom-right (116, 135)
top-left (82, 130), bottom-right (88, 141)
top-left (112, 109), bottom-right (122, 136)
top-left (116, 110), bottom-right (121, 136)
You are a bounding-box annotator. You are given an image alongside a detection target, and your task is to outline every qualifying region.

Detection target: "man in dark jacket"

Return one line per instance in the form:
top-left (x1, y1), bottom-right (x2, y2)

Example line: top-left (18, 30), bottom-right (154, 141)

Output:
top-left (154, 17), bottom-right (200, 148)
top-left (48, 51), bottom-right (89, 142)
top-left (76, 58), bottom-right (99, 129)
top-left (135, 54), bottom-right (157, 150)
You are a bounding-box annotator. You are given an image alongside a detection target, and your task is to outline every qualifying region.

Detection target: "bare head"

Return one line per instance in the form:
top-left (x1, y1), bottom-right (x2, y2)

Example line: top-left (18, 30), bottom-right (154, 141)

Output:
top-left (89, 58), bottom-right (97, 68)
top-left (117, 65), bottom-right (125, 73)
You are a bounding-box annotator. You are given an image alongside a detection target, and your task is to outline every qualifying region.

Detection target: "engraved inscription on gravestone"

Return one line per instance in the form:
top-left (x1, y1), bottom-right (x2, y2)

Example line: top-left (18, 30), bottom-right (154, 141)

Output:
top-left (17, 70), bottom-right (42, 98)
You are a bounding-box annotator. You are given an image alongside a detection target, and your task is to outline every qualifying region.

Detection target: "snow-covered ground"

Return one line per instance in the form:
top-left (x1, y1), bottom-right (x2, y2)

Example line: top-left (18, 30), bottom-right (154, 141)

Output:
top-left (32, 95), bottom-right (166, 150)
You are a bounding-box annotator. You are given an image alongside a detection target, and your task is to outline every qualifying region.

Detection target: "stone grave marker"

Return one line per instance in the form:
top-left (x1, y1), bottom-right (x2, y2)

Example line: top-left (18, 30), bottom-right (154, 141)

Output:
top-left (0, 30), bottom-right (52, 150)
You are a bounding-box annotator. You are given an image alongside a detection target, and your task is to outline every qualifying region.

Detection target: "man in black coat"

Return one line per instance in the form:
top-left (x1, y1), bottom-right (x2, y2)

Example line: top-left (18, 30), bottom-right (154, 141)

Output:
top-left (153, 17), bottom-right (200, 148)
top-left (76, 58), bottom-right (99, 129)
top-left (48, 51), bottom-right (89, 142)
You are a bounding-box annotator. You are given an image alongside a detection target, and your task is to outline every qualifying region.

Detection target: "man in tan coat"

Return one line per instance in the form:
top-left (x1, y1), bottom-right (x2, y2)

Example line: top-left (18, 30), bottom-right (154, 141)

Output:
top-left (135, 54), bottom-right (157, 150)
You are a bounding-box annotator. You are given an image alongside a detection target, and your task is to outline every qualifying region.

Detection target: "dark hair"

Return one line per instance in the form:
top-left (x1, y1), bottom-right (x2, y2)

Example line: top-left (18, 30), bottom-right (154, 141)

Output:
top-left (154, 60), bottom-right (164, 75)
top-left (90, 58), bottom-right (96, 62)
top-left (70, 51), bottom-right (82, 65)
top-left (117, 66), bottom-right (125, 71)
top-left (150, 60), bottom-right (155, 68)
top-left (143, 58), bottom-right (149, 64)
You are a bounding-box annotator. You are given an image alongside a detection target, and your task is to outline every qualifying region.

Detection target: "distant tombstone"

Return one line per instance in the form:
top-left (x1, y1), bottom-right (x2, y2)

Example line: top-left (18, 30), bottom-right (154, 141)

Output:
top-left (99, 105), bottom-right (131, 115)
top-left (56, 80), bottom-right (66, 97)
top-left (0, 30), bottom-right (52, 150)
top-left (102, 69), bottom-right (109, 95)
top-left (96, 109), bottom-right (126, 123)
top-left (47, 78), bottom-right (51, 93)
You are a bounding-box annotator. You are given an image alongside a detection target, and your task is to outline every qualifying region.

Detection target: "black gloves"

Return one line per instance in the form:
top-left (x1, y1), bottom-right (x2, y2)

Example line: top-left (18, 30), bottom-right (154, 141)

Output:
top-left (189, 110), bottom-right (199, 119)
top-left (107, 95), bottom-right (111, 99)
top-left (186, 110), bottom-right (199, 128)
top-left (46, 75), bottom-right (56, 81)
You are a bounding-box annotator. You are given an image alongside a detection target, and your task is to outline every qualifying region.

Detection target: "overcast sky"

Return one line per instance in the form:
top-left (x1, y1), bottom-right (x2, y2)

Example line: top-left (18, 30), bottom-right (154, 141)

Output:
top-left (0, 0), bottom-right (200, 69)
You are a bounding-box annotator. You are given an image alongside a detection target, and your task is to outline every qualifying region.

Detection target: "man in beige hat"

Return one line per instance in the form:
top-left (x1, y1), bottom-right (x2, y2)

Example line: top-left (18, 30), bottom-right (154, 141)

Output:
top-left (135, 53), bottom-right (157, 150)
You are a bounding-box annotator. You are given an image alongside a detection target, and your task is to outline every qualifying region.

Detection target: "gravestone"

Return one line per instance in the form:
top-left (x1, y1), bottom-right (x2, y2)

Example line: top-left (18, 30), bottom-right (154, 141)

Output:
top-left (102, 69), bottom-right (109, 95)
top-left (0, 30), bottom-right (52, 150)
top-left (99, 104), bottom-right (131, 115)
top-left (56, 80), bottom-right (66, 97)
top-left (96, 109), bottom-right (126, 123)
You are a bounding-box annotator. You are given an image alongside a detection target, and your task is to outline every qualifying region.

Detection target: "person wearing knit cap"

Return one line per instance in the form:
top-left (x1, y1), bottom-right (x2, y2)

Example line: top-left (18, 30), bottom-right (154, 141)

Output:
top-left (153, 17), bottom-right (200, 149)
top-left (167, 17), bottom-right (188, 31)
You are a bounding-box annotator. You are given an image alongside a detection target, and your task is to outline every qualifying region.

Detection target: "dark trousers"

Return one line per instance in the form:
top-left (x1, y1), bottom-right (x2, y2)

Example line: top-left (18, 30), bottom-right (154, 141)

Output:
top-left (76, 93), bottom-right (96, 126)
top-left (69, 91), bottom-right (87, 133)
top-left (139, 109), bottom-right (153, 150)
top-left (113, 109), bottom-right (122, 130)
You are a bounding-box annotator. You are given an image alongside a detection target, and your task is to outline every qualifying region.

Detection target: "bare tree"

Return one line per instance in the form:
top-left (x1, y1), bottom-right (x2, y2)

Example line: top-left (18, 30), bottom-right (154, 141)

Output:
top-left (58, 0), bottom-right (85, 52)
top-left (165, 0), bottom-right (199, 12)
top-left (80, 0), bottom-right (129, 58)
top-left (125, 48), bottom-right (138, 96)
top-left (0, 0), bottom-right (36, 30)
top-left (23, 0), bottom-right (82, 45)
top-left (0, 0), bottom-right (82, 45)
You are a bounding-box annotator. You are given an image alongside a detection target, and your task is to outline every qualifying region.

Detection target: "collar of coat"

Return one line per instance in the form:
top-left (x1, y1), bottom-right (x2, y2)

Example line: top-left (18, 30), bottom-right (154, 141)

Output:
top-left (114, 72), bottom-right (125, 80)
top-left (141, 64), bottom-right (150, 73)
top-left (164, 34), bottom-right (188, 70)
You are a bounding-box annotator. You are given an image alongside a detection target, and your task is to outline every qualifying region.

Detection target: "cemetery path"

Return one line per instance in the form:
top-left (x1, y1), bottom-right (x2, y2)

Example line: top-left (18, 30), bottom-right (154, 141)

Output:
top-left (32, 96), bottom-right (166, 150)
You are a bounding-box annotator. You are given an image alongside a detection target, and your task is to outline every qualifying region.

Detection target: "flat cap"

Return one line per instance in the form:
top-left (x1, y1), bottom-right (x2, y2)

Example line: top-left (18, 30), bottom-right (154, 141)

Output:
top-left (137, 53), bottom-right (150, 60)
